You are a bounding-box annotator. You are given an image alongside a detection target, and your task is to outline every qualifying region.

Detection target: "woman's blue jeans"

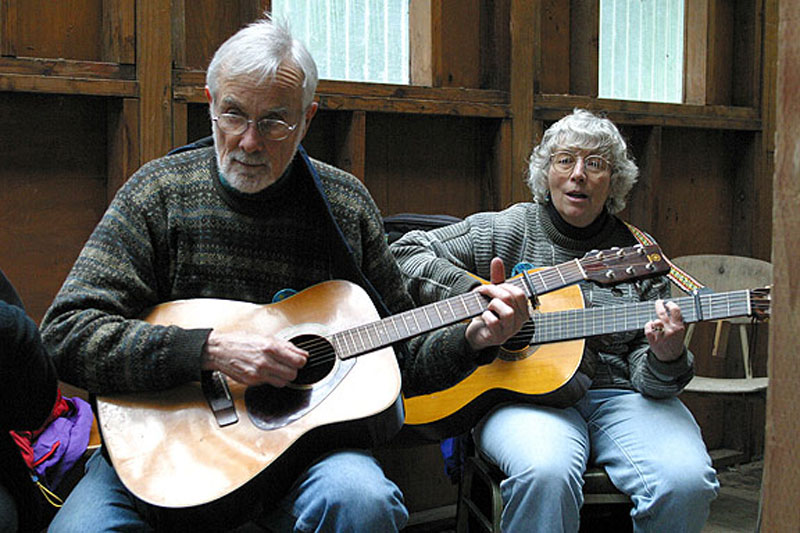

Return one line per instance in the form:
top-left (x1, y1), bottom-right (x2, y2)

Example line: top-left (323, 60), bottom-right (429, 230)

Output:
top-left (473, 388), bottom-right (719, 533)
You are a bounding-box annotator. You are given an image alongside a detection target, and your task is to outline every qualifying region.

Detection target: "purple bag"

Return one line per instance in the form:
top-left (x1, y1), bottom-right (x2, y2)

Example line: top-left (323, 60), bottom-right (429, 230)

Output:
top-left (31, 396), bottom-right (93, 490)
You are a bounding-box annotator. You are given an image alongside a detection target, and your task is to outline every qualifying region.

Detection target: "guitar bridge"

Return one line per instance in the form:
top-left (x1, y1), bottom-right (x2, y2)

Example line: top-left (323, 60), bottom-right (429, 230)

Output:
top-left (201, 370), bottom-right (239, 427)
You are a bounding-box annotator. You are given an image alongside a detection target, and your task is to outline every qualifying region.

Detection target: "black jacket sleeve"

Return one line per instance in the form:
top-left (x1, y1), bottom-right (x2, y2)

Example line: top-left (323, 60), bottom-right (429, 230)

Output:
top-left (0, 271), bottom-right (58, 430)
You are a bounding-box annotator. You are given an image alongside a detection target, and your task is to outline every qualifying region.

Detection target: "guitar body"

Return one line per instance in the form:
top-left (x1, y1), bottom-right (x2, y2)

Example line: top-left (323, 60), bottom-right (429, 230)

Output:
top-left (96, 280), bottom-right (403, 517)
top-left (403, 284), bottom-right (588, 439)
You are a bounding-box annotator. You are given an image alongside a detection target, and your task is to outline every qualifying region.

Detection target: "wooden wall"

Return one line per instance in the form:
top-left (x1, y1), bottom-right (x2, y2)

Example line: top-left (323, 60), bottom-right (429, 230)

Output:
top-left (0, 0), bottom-right (780, 515)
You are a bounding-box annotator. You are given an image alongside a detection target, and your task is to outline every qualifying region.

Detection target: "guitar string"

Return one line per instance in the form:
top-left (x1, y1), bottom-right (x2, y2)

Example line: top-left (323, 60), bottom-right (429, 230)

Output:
top-left (292, 247), bottom-right (663, 370)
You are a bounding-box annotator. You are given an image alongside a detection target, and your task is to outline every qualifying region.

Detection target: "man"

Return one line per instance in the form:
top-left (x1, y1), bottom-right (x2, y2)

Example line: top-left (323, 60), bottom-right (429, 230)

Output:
top-left (42, 15), bottom-right (528, 532)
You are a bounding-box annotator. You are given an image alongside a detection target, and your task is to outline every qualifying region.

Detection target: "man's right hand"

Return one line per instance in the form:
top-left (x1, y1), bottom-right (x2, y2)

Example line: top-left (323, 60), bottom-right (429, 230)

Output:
top-left (201, 331), bottom-right (308, 387)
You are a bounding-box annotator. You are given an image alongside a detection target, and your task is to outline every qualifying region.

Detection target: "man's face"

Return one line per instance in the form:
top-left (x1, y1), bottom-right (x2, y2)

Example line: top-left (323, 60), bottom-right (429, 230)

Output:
top-left (207, 63), bottom-right (317, 193)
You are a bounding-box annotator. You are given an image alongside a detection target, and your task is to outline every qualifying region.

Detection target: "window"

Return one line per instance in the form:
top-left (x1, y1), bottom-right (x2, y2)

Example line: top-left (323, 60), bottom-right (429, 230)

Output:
top-left (272, 0), bottom-right (410, 84)
top-left (598, 0), bottom-right (684, 103)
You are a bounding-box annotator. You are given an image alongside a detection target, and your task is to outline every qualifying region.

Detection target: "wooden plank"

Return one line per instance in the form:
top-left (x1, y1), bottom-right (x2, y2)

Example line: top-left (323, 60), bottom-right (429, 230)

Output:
top-left (172, 102), bottom-right (188, 152)
top-left (508, 0), bottom-right (536, 207)
top-left (137, 0), bottom-right (173, 164)
top-left (534, 94), bottom-right (761, 130)
top-left (0, 0), bottom-right (19, 56)
top-left (14, 0), bottom-right (103, 61)
top-left (479, 0), bottom-right (510, 90)
top-left (761, 0), bottom-right (800, 528)
top-left (183, 0), bottom-right (243, 71)
top-left (539, 0), bottom-right (569, 94)
top-left (706, 0), bottom-right (734, 105)
top-left (440, 0), bottom-right (481, 88)
top-left (171, 0), bottom-right (186, 69)
top-left (107, 98), bottom-right (140, 202)
top-left (0, 93), bottom-right (109, 321)
top-left (489, 118), bottom-right (512, 211)
top-left (0, 72), bottom-right (136, 97)
top-left (623, 125), bottom-right (661, 234)
top-left (409, 0), bottom-right (434, 85)
top-left (334, 110), bottom-right (366, 182)
top-left (0, 56), bottom-right (135, 79)
top-left (684, 0), bottom-right (709, 105)
top-left (363, 114), bottom-right (491, 217)
top-left (569, 0), bottom-right (598, 97)
top-left (102, 0), bottom-right (135, 64)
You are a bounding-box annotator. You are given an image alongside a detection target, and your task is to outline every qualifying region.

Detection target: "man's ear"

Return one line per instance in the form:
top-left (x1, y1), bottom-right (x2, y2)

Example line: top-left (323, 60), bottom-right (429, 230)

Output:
top-left (300, 101), bottom-right (319, 140)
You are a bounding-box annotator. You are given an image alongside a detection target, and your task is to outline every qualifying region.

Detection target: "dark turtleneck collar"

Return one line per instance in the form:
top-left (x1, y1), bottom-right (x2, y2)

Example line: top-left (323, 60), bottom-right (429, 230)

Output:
top-left (541, 197), bottom-right (637, 253)
top-left (545, 197), bottom-right (610, 240)
top-left (213, 158), bottom-right (304, 217)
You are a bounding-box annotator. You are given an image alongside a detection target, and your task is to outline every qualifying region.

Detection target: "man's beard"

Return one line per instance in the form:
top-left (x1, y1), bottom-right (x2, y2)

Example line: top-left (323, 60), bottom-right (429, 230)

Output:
top-left (217, 149), bottom-right (274, 194)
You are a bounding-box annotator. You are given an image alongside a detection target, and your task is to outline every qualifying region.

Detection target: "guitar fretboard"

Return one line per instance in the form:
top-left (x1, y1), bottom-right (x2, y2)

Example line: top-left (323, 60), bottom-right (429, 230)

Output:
top-left (329, 243), bottom-right (666, 360)
top-left (530, 289), bottom-right (754, 345)
top-left (331, 260), bottom-right (588, 359)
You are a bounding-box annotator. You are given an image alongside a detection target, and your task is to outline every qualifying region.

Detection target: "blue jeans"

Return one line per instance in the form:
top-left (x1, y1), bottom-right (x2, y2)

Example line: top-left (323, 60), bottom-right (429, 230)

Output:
top-left (0, 482), bottom-right (18, 533)
top-left (473, 389), bottom-right (719, 533)
top-left (48, 449), bottom-right (408, 532)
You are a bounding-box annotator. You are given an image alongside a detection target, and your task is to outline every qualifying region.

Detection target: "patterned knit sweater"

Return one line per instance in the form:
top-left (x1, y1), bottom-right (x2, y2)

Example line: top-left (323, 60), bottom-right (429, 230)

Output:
top-left (390, 201), bottom-right (694, 398)
top-left (40, 147), bottom-right (480, 396)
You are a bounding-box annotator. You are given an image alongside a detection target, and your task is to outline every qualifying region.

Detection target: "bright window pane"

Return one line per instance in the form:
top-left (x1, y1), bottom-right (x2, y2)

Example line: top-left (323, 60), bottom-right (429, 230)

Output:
top-left (272, 0), bottom-right (410, 84)
top-left (599, 0), bottom-right (684, 103)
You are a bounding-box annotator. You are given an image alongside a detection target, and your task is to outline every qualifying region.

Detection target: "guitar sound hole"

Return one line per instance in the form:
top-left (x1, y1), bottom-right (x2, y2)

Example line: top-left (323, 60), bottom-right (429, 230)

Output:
top-left (290, 334), bottom-right (336, 386)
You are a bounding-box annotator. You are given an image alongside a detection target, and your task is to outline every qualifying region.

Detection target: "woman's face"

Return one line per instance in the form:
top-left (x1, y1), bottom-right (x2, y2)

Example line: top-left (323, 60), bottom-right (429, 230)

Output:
top-left (547, 149), bottom-right (612, 228)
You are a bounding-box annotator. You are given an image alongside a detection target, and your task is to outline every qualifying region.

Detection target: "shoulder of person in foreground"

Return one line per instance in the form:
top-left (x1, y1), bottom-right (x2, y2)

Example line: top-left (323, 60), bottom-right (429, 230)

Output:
top-left (0, 271), bottom-right (58, 430)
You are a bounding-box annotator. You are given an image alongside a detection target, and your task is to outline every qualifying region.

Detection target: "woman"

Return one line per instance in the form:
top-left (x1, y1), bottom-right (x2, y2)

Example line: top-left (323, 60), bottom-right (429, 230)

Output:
top-left (391, 108), bottom-right (719, 532)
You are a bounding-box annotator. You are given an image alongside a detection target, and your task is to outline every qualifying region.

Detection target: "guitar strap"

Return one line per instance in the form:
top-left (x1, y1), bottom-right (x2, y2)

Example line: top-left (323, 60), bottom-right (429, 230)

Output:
top-left (624, 222), bottom-right (709, 294)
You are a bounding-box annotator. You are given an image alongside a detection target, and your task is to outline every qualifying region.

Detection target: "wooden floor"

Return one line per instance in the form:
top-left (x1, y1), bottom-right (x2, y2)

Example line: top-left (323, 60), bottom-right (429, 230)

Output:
top-left (703, 461), bottom-right (762, 533)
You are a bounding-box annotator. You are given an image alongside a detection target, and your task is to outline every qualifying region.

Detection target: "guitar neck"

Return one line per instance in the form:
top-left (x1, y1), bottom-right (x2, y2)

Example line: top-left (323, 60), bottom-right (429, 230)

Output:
top-left (332, 260), bottom-right (588, 360)
top-left (531, 289), bottom-right (754, 345)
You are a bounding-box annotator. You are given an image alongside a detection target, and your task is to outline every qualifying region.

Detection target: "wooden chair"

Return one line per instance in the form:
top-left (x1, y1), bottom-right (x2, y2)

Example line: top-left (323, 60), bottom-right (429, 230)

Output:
top-left (456, 449), bottom-right (630, 533)
top-left (669, 254), bottom-right (771, 464)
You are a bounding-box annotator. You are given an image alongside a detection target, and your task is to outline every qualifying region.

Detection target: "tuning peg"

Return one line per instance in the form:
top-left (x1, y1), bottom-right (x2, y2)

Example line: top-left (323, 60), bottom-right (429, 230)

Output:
top-left (645, 262), bottom-right (656, 271)
top-left (604, 270), bottom-right (616, 279)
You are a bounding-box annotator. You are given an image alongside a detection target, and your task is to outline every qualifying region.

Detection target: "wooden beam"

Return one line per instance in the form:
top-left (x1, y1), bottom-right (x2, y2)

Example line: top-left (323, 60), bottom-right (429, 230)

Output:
top-left (137, 0), bottom-right (173, 164)
top-left (107, 98), bottom-right (140, 203)
top-left (507, 0), bottom-right (537, 207)
top-left (685, 0), bottom-right (710, 104)
top-left (334, 111), bottom-right (366, 182)
top-left (0, 73), bottom-right (136, 97)
top-left (762, 0), bottom-right (800, 528)
top-left (0, 0), bottom-right (19, 56)
top-left (535, 94), bottom-right (761, 130)
top-left (102, 0), bottom-right (135, 64)
top-left (569, 0), bottom-right (598, 97)
top-left (410, 0), bottom-right (436, 86)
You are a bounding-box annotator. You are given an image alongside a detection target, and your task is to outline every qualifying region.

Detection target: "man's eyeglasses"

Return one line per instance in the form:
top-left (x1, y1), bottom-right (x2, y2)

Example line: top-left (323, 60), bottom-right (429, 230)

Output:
top-left (212, 113), bottom-right (297, 141)
top-left (550, 151), bottom-right (611, 175)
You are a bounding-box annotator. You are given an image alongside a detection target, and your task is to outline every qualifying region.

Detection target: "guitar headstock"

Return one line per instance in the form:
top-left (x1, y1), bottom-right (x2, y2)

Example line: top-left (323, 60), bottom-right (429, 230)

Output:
top-left (580, 244), bottom-right (669, 285)
top-left (749, 285), bottom-right (771, 321)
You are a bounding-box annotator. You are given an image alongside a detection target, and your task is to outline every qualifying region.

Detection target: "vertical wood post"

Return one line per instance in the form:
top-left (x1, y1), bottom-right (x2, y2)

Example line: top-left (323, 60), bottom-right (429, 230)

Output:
top-left (761, 0), bottom-right (800, 529)
top-left (137, 0), bottom-right (173, 163)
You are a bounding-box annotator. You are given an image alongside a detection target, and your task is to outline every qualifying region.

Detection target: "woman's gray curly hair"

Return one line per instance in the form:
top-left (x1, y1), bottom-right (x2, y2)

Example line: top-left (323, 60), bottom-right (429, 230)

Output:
top-left (526, 108), bottom-right (638, 214)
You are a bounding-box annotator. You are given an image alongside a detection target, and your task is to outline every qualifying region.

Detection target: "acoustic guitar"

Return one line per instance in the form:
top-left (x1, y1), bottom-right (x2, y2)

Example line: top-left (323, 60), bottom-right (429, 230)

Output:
top-left (96, 244), bottom-right (666, 513)
top-left (403, 285), bottom-right (771, 439)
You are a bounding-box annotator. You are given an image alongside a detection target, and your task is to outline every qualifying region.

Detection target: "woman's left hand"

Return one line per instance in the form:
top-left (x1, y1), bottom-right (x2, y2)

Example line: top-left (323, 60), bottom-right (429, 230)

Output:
top-left (645, 299), bottom-right (686, 361)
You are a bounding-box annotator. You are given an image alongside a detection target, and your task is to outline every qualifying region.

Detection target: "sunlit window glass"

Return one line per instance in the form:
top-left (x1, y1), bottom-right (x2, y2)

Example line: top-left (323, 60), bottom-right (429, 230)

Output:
top-left (598, 0), bottom-right (684, 103)
top-left (272, 0), bottom-right (410, 84)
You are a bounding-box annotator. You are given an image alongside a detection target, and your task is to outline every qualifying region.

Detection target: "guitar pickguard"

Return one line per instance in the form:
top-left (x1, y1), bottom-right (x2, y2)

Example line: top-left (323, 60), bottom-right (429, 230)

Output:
top-left (245, 353), bottom-right (355, 430)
